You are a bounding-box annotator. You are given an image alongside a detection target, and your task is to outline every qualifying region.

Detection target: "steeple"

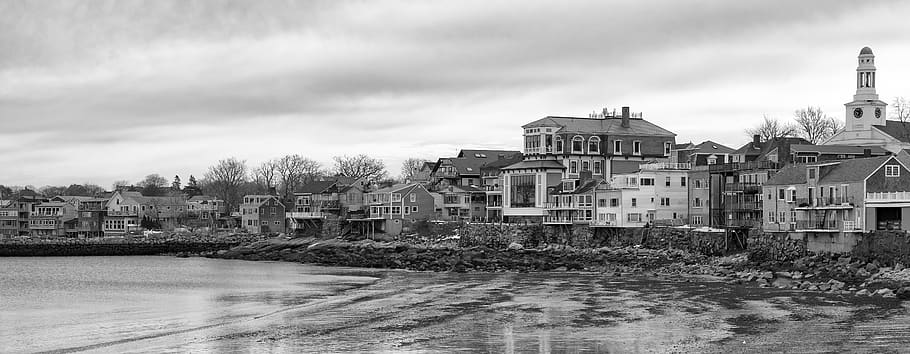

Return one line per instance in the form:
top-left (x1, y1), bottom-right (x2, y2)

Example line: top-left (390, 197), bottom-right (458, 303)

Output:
top-left (854, 46), bottom-right (878, 101)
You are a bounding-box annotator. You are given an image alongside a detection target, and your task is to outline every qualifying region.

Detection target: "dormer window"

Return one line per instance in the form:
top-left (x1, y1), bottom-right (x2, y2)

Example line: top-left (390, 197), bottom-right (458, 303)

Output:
top-left (633, 141), bottom-right (641, 155)
top-left (588, 137), bottom-right (600, 154)
top-left (572, 136), bottom-right (584, 153)
top-left (664, 142), bottom-right (672, 156)
top-left (886, 165), bottom-right (901, 177)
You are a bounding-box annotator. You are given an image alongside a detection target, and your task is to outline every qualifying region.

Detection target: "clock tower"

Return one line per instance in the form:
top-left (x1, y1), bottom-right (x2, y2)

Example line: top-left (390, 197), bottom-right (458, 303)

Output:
top-left (844, 46), bottom-right (887, 132)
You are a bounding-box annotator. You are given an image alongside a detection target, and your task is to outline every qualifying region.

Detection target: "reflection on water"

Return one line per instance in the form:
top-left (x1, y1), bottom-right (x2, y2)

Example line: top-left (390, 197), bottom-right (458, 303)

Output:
top-left (2, 257), bottom-right (910, 353)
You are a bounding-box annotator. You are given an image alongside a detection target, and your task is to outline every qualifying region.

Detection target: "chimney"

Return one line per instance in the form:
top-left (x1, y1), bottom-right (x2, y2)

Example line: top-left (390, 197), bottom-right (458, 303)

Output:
top-left (621, 106), bottom-right (630, 128)
top-left (863, 148), bottom-right (872, 157)
top-left (753, 134), bottom-right (761, 146)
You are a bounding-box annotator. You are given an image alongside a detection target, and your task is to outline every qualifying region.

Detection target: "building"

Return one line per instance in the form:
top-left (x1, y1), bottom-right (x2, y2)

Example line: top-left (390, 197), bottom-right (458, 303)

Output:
top-left (480, 154), bottom-right (524, 222)
top-left (187, 196), bottom-right (225, 219)
top-left (412, 161), bottom-right (438, 184)
top-left (0, 201), bottom-right (19, 238)
top-left (437, 184), bottom-right (486, 221)
top-left (591, 162), bottom-right (691, 228)
top-left (501, 106), bottom-right (677, 222)
top-left (824, 47), bottom-right (910, 153)
top-left (671, 140), bottom-right (734, 166)
top-left (788, 145), bottom-right (890, 164)
top-left (103, 191), bottom-right (142, 236)
top-left (73, 198), bottom-right (107, 238)
top-left (292, 176), bottom-right (367, 217)
top-left (762, 155), bottom-right (910, 253)
top-left (544, 173), bottom-right (599, 226)
top-left (240, 195), bottom-right (286, 234)
top-left (28, 201), bottom-right (77, 238)
top-left (431, 149), bottom-right (522, 188)
top-left (364, 183), bottom-right (435, 221)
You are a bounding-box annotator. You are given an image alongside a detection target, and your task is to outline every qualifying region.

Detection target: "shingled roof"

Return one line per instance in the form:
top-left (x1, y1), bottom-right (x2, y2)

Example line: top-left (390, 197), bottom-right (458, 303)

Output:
top-left (522, 116), bottom-right (675, 137)
top-left (874, 120), bottom-right (910, 143)
top-left (765, 155), bottom-right (895, 186)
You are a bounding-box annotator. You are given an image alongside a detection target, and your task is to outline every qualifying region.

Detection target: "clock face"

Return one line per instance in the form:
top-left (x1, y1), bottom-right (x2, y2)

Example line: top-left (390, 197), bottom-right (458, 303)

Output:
top-left (854, 108), bottom-right (863, 119)
top-left (875, 108), bottom-right (882, 118)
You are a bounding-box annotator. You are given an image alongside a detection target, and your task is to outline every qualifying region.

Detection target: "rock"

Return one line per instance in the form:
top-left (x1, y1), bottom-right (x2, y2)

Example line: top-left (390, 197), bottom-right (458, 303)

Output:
top-left (895, 263), bottom-right (905, 272)
top-left (827, 280), bottom-right (845, 291)
top-left (856, 289), bottom-right (870, 296)
top-left (759, 271), bottom-right (774, 280)
top-left (896, 287), bottom-right (910, 300)
top-left (865, 263), bottom-right (879, 273)
top-left (809, 285), bottom-right (821, 291)
top-left (507, 242), bottom-right (524, 251)
top-left (848, 287), bottom-right (858, 291)
top-left (818, 283), bottom-right (831, 292)
top-left (857, 269), bottom-right (871, 278)
top-left (775, 271), bottom-right (793, 278)
top-left (875, 288), bottom-right (896, 298)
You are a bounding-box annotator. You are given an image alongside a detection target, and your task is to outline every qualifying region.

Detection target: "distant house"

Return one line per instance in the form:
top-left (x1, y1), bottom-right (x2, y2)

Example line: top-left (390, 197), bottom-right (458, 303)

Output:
top-left (437, 184), bottom-right (486, 221)
top-left (52, 196), bottom-right (106, 238)
top-left (187, 195), bottom-right (225, 220)
top-left (671, 140), bottom-right (734, 166)
top-left (292, 176), bottom-right (367, 217)
top-left (240, 195), bottom-right (286, 234)
top-left (430, 149), bottom-right (522, 188)
top-left (364, 183), bottom-right (435, 221)
top-left (788, 144), bottom-right (889, 164)
top-left (412, 161), bottom-right (437, 184)
top-left (28, 201), bottom-right (77, 238)
top-left (0, 202), bottom-right (16, 238)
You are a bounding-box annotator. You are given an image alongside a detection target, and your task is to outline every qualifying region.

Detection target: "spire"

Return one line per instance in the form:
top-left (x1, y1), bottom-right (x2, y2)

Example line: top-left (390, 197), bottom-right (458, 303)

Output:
top-left (854, 46), bottom-right (878, 101)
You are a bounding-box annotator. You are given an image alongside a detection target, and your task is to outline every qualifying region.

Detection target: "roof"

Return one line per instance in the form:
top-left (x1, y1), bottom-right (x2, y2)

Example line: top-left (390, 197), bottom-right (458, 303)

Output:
top-left (765, 156), bottom-right (895, 186)
top-left (522, 116), bottom-right (675, 137)
top-left (860, 46), bottom-right (873, 55)
top-left (611, 160), bottom-right (644, 175)
top-left (554, 179), bottom-right (601, 195)
top-left (295, 180), bottom-right (337, 194)
top-left (789, 144), bottom-right (889, 155)
top-left (437, 150), bottom-right (523, 176)
top-left (691, 140), bottom-right (735, 154)
top-left (874, 120), bottom-right (910, 143)
top-left (36, 201), bottom-right (68, 207)
top-left (480, 153), bottom-right (525, 171)
top-left (502, 160), bottom-right (566, 170)
top-left (370, 183), bottom-right (424, 195)
top-left (733, 136), bottom-right (810, 157)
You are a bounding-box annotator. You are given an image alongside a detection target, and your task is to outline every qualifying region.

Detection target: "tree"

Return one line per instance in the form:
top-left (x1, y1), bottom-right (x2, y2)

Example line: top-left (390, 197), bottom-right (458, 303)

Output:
top-left (0, 185), bottom-right (12, 199)
top-left (203, 157), bottom-right (249, 213)
top-left (172, 175), bottom-right (182, 191)
top-left (400, 158), bottom-right (427, 182)
top-left (827, 117), bottom-right (843, 137)
top-left (138, 174), bottom-right (169, 196)
top-left (892, 97), bottom-right (910, 140)
top-left (183, 175), bottom-right (202, 197)
top-left (112, 180), bottom-right (132, 191)
top-left (793, 106), bottom-right (835, 144)
top-left (275, 155), bottom-right (323, 202)
top-left (332, 154), bottom-right (389, 185)
top-left (253, 159), bottom-right (279, 193)
top-left (745, 115), bottom-right (796, 142)
top-left (188, 175), bottom-right (198, 188)
top-left (38, 185), bottom-right (67, 197)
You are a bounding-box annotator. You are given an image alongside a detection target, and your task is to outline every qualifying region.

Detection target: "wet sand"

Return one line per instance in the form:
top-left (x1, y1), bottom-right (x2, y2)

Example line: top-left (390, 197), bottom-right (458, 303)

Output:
top-left (97, 268), bottom-right (910, 353)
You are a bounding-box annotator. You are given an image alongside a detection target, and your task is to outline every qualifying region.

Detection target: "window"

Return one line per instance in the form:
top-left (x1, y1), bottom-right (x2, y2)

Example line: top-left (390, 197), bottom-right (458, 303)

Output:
top-left (598, 199), bottom-right (606, 207)
top-left (588, 137), bottom-right (600, 154)
top-left (660, 197), bottom-right (670, 206)
top-left (789, 189), bottom-right (797, 203)
top-left (610, 198), bottom-right (619, 207)
top-left (694, 179), bottom-right (702, 189)
top-left (555, 136), bottom-right (563, 153)
top-left (392, 206), bottom-right (401, 214)
top-left (593, 161), bottom-right (602, 175)
top-left (791, 211), bottom-right (797, 222)
top-left (768, 212), bottom-right (775, 223)
top-left (664, 142), bottom-right (672, 156)
top-left (569, 160), bottom-right (578, 174)
top-left (680, 177), bottom-right (687, 187)
top-left (778, 189), bottom-right (785, 200)
top-left (410, 194), bottom-right (417, 202)
top-left (582, 161), bottom-right (590, 172)
top-left (779, 211), bottom-right (786, 223)
top-left (628, 213), bottom-right (641, 222)
top-left (886, 165), bottom-right (901, 177)
top-left (631, 198), bottom-right (637, 207)
top-left (509, 175), bottom-right (536, 208)
top-left (665, 176), bottom-right (671, 187)
top-left (405, 207), bottom-right (410, 215)
top-left (270, 207), bottom-right (276, 215)
top-left (572, 136), bottom-right (584, 153)
top-left (613, 140), bottom-right (622, 154)
top-left (633, 141), bottom-right (641, 155)
top-left (693, 216), bottom-right (704, 225)
top-left (261, 221), bottom-right (267, 225)
top-left (640, 178), bottom-right (654, 186)
top-left (693, 198), bottom-right (702, 207)
top-left (412, 206), bottom-right (418, 213)
top-left (808, 168), bottom-right (817, 180)
top-left (274, 221), bottom-right (280, 225)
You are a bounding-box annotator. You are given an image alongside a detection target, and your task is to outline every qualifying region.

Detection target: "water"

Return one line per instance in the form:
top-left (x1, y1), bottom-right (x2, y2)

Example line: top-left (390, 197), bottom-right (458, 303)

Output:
top-left (2, 257), bottom-right (910, 353)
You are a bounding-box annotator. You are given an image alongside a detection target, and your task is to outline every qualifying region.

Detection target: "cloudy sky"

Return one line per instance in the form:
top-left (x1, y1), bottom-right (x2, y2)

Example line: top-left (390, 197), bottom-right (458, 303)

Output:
top-left (4, 0), bottom-right (910, 188)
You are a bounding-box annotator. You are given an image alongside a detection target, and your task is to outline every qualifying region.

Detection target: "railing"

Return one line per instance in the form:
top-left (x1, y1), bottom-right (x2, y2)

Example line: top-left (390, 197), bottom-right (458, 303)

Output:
top-left (795, 197), bottom-right (855, 208)
top-left (867, 192), bottom-right (910, 202)
top-left (107, 210), bottom-right (139, 216)
top-left (591, 220), bottom-right (617, 226)
top-left (725, 219), bottom-right (759, 228)
top-left (286, 212), bottom-right (325, 219)
top-left (723, 183), bottom-right (763, 193)
top-left (640, 162), bottom-right (691, 170)
top-left (709, 161), bottom-right (780, 173)
top-left (544, 202), bottom-right (579, 209)
top-left (795, 220), bottom-right (839, 230)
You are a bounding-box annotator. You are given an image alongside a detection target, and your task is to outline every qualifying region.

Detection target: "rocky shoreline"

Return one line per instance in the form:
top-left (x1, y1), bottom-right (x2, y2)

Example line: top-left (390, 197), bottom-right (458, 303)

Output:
top-left (210, 236), bottom-right (910, 300)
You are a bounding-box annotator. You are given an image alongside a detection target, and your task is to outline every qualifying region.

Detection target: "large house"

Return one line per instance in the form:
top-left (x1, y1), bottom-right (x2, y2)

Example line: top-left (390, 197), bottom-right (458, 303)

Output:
top-left (762, 154), bottom-right (910, 253)
top-left (364, 183), bottom-right (435, 221)
top-left (240, 195), bottom-right (286, 234)
top-left (501, 106), bottom-right (677, 222)
top-left (431, 150), bottom-right (522, 188)
top-left (291, 176), bottom-right (367, 218)
top-left (28, 201), bottom-right (76, 238)
top-left (591, 162), bottom-right (692, 228)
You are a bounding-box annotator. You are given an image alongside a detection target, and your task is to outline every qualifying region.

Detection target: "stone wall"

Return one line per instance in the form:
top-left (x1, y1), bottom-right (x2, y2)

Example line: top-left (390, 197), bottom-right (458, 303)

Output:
top-left (0, 241), bottom-right (239, 257)
top-left (852, 231), bottom-right (910, 266)
top-left (746, 230), bottom-right (808, 265)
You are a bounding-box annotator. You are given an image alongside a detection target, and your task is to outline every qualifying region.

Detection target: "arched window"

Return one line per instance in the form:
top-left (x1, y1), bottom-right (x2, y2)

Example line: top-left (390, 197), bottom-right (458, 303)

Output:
top-left (555, 136), bottom-right (563, 153)
top-left (572, 136), bottom-right (584, 153)
top-left (588, 137), bottom-right (600, 154)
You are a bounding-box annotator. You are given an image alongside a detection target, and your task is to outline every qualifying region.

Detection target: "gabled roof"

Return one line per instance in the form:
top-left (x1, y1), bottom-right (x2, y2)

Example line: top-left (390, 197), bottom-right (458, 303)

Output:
top-left (188, 195), bottom-right (220, 202)
top-left (522, 116), bottom-right (676, 137)
top-left (436, 150), bottom-right (523, 176)
top-left (553, 179), bottom-right (602, 195)
top-left (611, 160), bottom-right (644, 175)
top-left (765, 155), bottom-right (896, 186)
top-left (480, 153), bottom-right (525, 172)
top-left (733, 136), bottom-right (810, 158)
top-left (874, 120), bottom-right (910, 143)
top-left (370, 183), bottom-right (426, 195)
top-left (295, 180), bottom-right (337, 194)
top-left (691, 140), bottom-right (735, 155)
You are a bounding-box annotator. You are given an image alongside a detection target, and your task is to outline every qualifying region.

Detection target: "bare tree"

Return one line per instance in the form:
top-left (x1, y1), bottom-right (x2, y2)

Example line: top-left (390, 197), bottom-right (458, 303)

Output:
top-left (333, 154), bottom-right (388, 185)
top-left (745, 115), bottom-right (796, 142)
top-left (793, 106), bottom-right (834, 144)
top-left (252, 159), bottom-right (279, 193)
top-left (827, 117), bottom-right (843, 137)
top-left (892, 97), bottom-right (910, 141)
top-left (112, 180), bottom-right (132, 191)
top-left (275, 155), bottom-right (323, 202)
top-left (400, 158), bottom-right (427, 182)
top-left (204, 157), bottom-right (249, 213)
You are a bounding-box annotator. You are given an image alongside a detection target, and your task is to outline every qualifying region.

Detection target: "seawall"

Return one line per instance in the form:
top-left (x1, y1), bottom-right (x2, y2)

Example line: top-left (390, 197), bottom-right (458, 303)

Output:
top-left (0, 241), bottom-right (241, 257)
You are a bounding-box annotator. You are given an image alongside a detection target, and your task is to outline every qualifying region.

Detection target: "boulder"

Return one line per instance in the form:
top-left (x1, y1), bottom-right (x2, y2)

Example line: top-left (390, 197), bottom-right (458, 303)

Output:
top-left (865, 263), bottom-right (879, 274)
top-left (896, 287), bottom-right (910, 300)
top-left (827, 280), bottom-right (845, 291)
top-left (856, 289), bottom-right (870, 296)
top-left (507, 242), bottom-right (524, 251)
top-left (874, 288), bottom-right (895, 297)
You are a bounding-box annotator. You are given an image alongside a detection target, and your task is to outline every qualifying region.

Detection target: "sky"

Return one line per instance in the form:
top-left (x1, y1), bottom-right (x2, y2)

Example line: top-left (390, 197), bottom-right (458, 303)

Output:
top-left (4, 0), bottom-right (910, 188)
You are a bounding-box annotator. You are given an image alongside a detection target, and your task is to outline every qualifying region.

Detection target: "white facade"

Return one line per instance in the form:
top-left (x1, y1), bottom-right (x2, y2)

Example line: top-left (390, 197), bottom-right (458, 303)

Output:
top-left (593, 163), bottom-right (691, 227)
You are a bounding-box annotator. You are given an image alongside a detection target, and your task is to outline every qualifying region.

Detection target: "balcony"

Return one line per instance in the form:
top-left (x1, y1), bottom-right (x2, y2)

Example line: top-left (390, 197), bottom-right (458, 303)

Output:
top-left (793, 219), bottom-right (861, 232)
top-left (722, 183), bottom-right (763, 194)
top-left (640, 162), bottom-right (691, 171)
top-left (866, 192), bottom-right (910, 206)
top-left (286, 212), bottom-right (325, 219)
top-left (544, 202), bottom-right (579, 210)
top-left (107, 210), bottom-right (139, 217)
top-left (591, 220), bottom-right (617, 227)
top-left (709, 161), bottom-right (780, 173)
top-left (794, 197), bottom-right (855, 209)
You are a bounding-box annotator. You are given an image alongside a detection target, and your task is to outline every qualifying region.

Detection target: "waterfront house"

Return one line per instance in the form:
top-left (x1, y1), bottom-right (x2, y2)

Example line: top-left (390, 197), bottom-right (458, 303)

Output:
top-left (480, 154), bottom-right (524, 222)
top-left (28, 201), bottom-right (77, 238)
top-left (364, 183), bottom-right (435, 221)
top-left (437, 184), bottom-right (486, 221)
top-left (544, 172), bottom-right (600, 226)
top-left (0, 201), bottom-right (19, 238)
top-left (430, 150), bottom-right (522, 188)
top-left (187, 195), bottom-right (225, 221)
top-left (11, 189), bottom-right (48, 236)
top-left (762, 155), bottom-right (910, 253)
top-left (103, 191), bottom-right (142, 236)
top-left (240, 195), bottom-right (286, 234)
top-left (590, 162), bottom-right (691, 228)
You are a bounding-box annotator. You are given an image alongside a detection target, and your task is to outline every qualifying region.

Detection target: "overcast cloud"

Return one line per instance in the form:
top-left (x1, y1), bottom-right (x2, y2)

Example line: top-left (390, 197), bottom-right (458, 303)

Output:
top-left (3, 0), bottom-right (910, 187)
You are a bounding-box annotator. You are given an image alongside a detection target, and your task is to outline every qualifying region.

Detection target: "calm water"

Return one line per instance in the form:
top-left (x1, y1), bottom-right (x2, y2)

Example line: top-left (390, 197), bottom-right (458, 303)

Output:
top-left (3, 256), bottom-right (910, 353)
